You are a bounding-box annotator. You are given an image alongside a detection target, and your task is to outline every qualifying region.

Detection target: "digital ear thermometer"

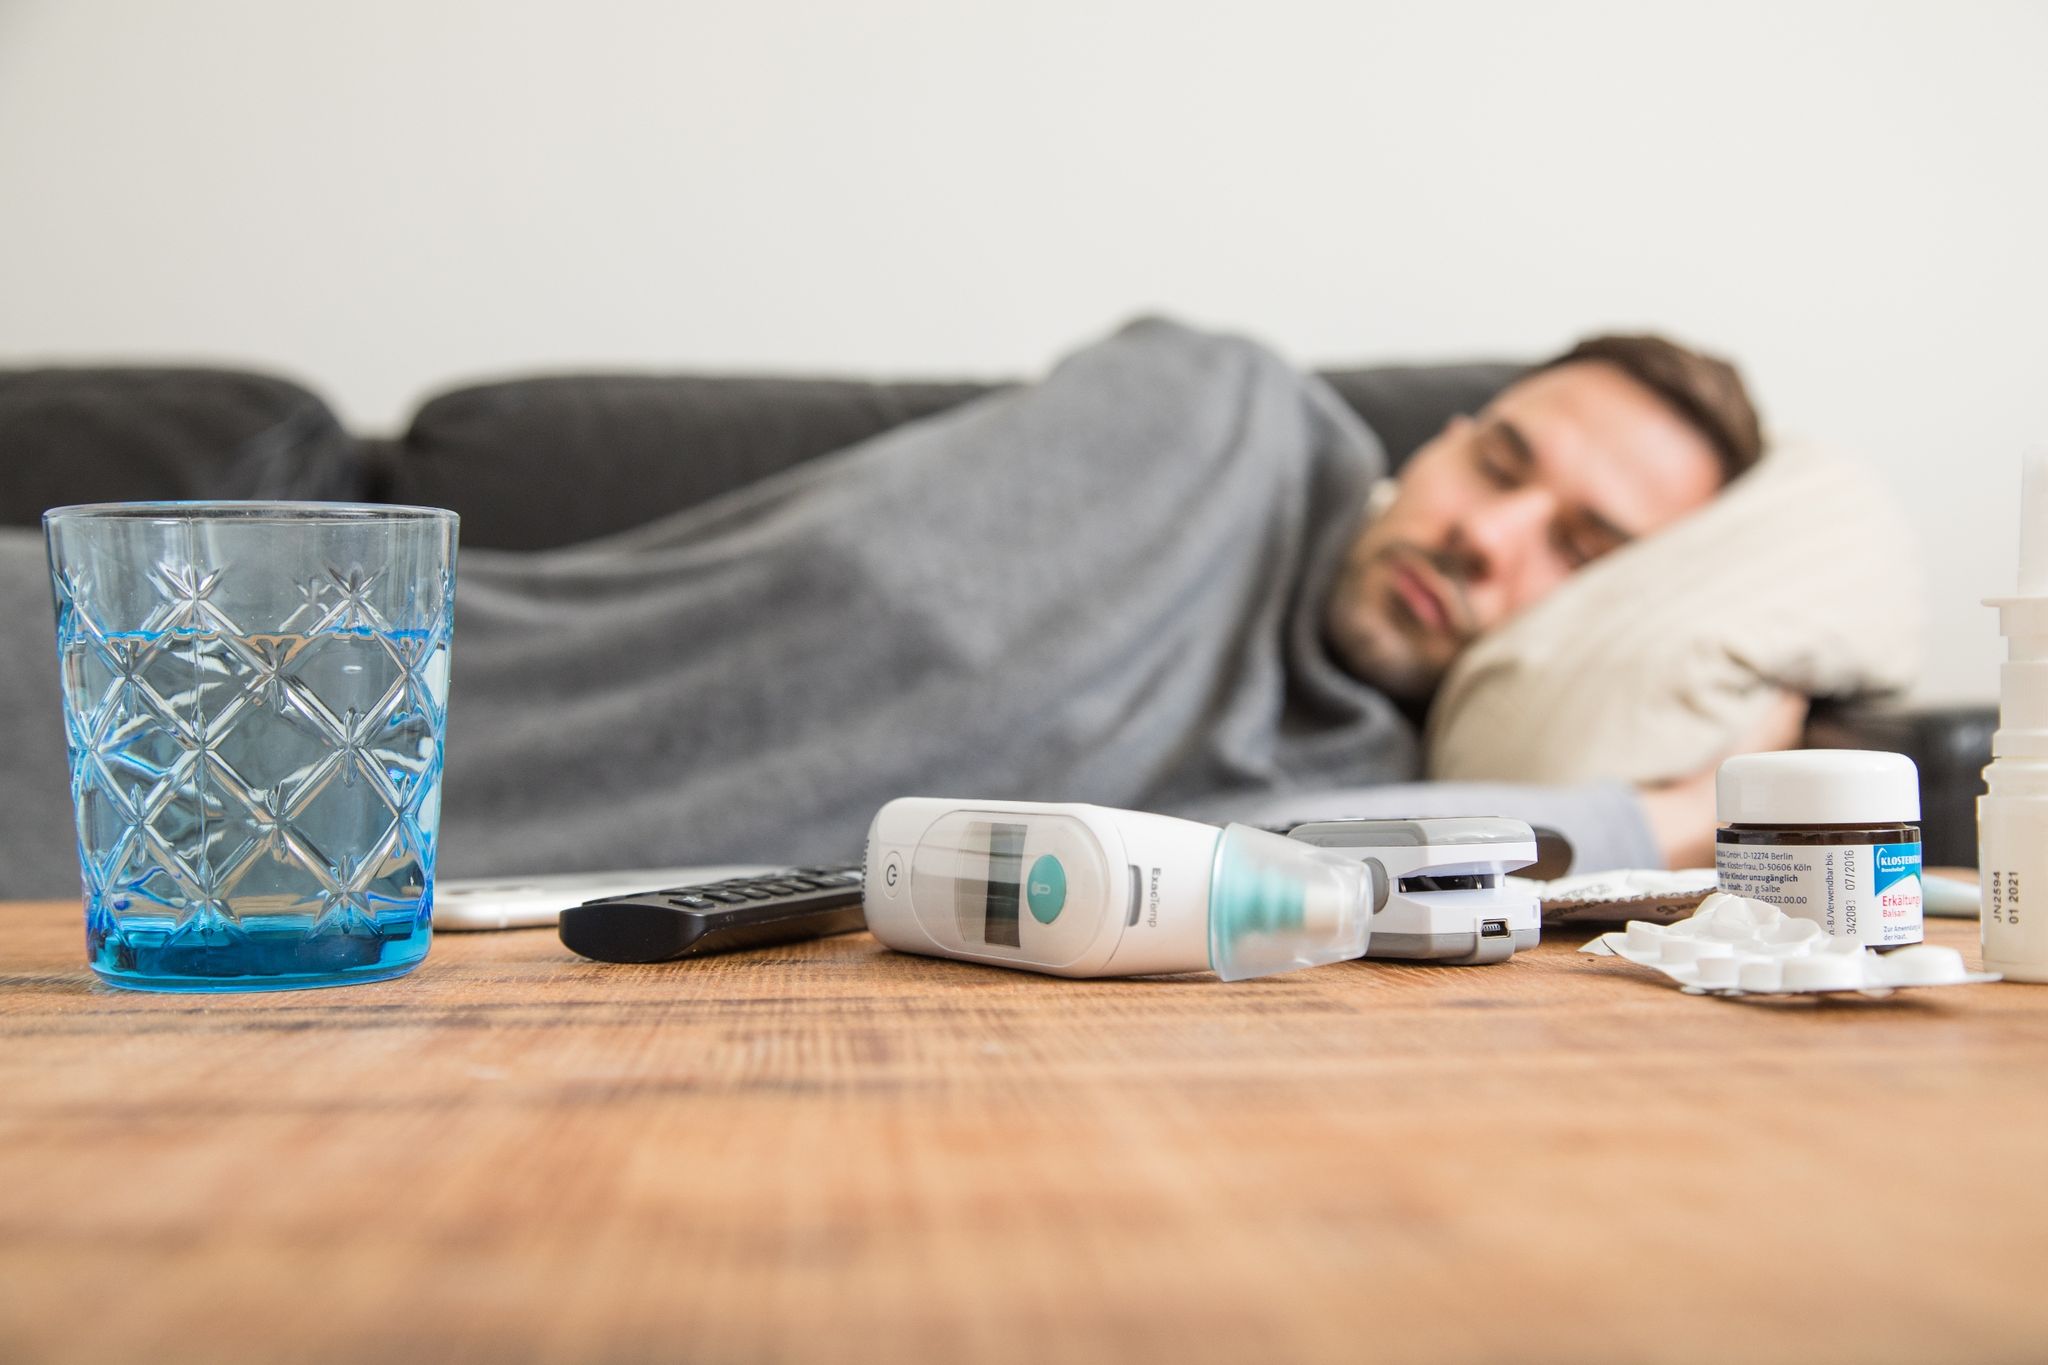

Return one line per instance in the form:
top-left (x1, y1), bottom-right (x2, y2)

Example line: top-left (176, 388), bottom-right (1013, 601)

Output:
top-left (862, 798), bottom-right (1373, 980)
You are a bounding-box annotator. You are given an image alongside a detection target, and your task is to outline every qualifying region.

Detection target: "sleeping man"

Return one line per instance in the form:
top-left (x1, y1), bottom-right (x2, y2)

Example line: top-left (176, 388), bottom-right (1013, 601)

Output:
top-left (1315, 332), bottom-right (1807, 867)
top-left (440, 318), bottom-right (1808, 880)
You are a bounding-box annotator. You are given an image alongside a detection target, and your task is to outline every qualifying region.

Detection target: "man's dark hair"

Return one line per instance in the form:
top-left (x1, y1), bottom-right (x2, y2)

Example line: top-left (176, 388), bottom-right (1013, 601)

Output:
top-left (1540, 334), bottom-right (1764, 484)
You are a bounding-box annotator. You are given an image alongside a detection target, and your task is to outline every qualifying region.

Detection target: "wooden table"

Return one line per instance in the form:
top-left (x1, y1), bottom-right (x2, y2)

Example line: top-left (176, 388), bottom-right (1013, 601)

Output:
top-left (3, 899), bottom-right (2045, 1365)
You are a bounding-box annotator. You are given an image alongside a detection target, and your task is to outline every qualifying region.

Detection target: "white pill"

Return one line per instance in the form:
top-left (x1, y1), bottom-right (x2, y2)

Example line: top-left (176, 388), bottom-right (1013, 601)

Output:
top-left (1876, 945), bottom-right (1968, 987)
top-left (1732, 896), bottom-right (1778, 926)
top-left (1783, 953), bottom-right (1868, 992)
top-left (1707, 914), bottom-right (1758, 942)
top-left (1699, 895), bottom-right (1758, 925)
top-left (1694, 955), bottom-right (1740, 987)
top-left (1738, 959), bottom-right (1784, 992)
top-left (1625, 921), bottom-right (1667, 951)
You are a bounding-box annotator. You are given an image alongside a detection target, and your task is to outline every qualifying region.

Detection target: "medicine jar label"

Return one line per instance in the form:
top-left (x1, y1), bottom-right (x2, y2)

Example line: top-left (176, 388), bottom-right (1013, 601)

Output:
top-left (1715, 841), bottom-right (1923, 947)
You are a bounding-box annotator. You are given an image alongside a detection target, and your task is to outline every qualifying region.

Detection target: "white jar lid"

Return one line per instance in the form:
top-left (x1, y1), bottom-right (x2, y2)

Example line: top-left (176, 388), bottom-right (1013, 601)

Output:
top-left (1716, 749), bottom-right (1921, 825)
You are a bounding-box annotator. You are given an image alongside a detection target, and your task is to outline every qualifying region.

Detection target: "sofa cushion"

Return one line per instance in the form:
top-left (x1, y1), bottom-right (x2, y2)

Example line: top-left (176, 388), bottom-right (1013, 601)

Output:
top-left (0, 368), bottom-right (364, 524)
top-left (378, 374), bottom-right (1002, 550)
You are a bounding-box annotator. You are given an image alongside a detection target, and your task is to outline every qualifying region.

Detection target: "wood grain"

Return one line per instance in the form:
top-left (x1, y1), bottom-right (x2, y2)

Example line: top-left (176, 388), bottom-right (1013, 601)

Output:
top-left (2, 899), bottom-right (2044, 1365)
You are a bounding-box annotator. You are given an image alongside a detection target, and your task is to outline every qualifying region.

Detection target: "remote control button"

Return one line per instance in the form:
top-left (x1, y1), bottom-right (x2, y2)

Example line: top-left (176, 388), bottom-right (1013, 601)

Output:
top-left (700, 891), bottom-right (745, 904)
top-left (757, 881), bottom-right (800, 895)
top-left (1027, 854), bottom-right (1066, 924)
top-left (785, 877), bottom-right (826, 891)
top-left (667, 894), bottom-right (715, 909)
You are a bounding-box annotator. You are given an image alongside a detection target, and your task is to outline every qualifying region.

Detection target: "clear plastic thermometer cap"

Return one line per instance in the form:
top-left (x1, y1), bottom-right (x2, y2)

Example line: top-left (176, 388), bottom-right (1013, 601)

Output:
top-left (1207, 824), bottom-right (1373, 981)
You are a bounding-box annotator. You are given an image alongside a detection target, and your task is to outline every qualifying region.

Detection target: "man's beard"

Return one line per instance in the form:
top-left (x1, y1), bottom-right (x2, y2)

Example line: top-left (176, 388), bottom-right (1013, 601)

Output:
top-left (1383, 542), bottom-right (1479, 642)
top-left (1327, 542), bottom-right (1479, 704)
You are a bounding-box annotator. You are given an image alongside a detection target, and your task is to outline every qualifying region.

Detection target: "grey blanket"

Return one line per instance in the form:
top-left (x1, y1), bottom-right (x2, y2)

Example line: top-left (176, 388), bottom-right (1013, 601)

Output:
top-left (0, 319), bottom-right (1660, 895)
top-left (440, 318), bottom-right (1419, 873)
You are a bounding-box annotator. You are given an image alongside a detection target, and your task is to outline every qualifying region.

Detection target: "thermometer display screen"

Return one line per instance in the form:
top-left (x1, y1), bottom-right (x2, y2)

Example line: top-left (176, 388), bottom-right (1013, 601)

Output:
top-left (915, 807), bottom-right (1105, 968)
top-left (973, 821), bottom-right (1026, 947)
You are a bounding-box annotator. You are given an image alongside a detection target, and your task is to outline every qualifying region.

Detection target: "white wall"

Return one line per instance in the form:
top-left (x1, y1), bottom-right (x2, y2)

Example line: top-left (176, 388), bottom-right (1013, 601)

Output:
top-left (2, 0), bottom-right (2041, 700)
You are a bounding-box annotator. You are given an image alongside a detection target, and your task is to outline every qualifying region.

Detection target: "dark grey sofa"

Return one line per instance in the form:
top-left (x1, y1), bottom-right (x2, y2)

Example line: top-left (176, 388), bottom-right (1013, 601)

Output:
top-left (0, 360), bottom-right (1993, 892)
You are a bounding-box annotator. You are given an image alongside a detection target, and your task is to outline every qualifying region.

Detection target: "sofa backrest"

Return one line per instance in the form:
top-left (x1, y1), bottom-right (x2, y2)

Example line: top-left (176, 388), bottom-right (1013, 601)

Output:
top-left (0, 368), bottom-right (361, 517)
top-left (370, 375), bottom-right (1003, 551)
top-left (0, 358), bottom-right (1524, 550)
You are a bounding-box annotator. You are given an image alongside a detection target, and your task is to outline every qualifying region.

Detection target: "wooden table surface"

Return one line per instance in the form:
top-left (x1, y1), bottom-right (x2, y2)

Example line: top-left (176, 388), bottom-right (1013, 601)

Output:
top-left (3, 898), bottom-right (2046, 1365)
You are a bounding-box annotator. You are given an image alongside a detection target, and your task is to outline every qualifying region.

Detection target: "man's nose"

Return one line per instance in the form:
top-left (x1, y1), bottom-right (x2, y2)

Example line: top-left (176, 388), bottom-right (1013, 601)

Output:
top-left (1450, 487), bottom-right (1554, 580)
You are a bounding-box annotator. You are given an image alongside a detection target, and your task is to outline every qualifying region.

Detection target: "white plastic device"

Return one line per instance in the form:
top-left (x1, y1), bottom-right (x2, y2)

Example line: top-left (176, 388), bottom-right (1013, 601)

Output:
top-left (1285, 817), bottom-right (1541, 965)
top-left (861, 798), bottom-right (1373, 980)
top-left (1981, 448), bottom-right (2048, 981)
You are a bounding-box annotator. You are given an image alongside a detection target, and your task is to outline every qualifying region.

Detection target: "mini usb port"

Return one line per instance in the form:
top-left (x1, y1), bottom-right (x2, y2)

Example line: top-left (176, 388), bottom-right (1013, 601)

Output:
top-left (1479, 918), bottom-right (1511, 938)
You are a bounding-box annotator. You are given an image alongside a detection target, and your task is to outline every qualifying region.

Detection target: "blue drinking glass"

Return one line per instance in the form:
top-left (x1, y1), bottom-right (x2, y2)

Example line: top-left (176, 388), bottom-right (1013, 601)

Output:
top-left (43, 503), bottom-right (459, 992)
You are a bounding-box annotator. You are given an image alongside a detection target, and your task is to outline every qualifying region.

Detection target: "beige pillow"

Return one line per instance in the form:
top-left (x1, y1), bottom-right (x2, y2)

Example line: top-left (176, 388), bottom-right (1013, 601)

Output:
top-left (1424, 441), bottom-right (1922, 785)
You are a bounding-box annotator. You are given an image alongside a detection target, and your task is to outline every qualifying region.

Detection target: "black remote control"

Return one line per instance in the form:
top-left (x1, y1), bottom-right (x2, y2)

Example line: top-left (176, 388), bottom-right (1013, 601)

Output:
top-left (558, 865), bottom-right (867, 964)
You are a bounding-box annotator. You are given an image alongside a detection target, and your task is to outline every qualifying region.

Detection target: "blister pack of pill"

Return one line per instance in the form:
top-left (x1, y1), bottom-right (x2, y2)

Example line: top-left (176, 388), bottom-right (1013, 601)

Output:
top-left (1580, 891), bottom-right (2000, 997)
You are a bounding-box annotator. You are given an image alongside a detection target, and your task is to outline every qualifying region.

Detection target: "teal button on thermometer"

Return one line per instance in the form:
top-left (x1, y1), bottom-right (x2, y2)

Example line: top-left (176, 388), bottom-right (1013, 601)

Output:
top-left (1027, 854), bottom-right (1066, 923)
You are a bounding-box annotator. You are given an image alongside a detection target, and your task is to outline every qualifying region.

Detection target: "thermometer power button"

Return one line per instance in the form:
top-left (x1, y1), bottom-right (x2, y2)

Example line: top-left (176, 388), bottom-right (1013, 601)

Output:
top-left (1026, 854), bottom-right (1066, 923)
top-left (880, 851), bottom-right (904, 899)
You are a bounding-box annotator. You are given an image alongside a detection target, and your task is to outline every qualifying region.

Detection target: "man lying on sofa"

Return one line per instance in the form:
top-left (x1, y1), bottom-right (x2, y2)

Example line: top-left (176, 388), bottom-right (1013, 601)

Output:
top-left (440, 317), bottom-right (1866, 880)
top-left (1314, 331), bottom-right (1809, 869)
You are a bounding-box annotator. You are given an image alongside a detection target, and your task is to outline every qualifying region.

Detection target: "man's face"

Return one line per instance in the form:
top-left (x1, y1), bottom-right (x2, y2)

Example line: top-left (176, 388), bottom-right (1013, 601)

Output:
top-left (1325, 360), bottom-right (1725, 703)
